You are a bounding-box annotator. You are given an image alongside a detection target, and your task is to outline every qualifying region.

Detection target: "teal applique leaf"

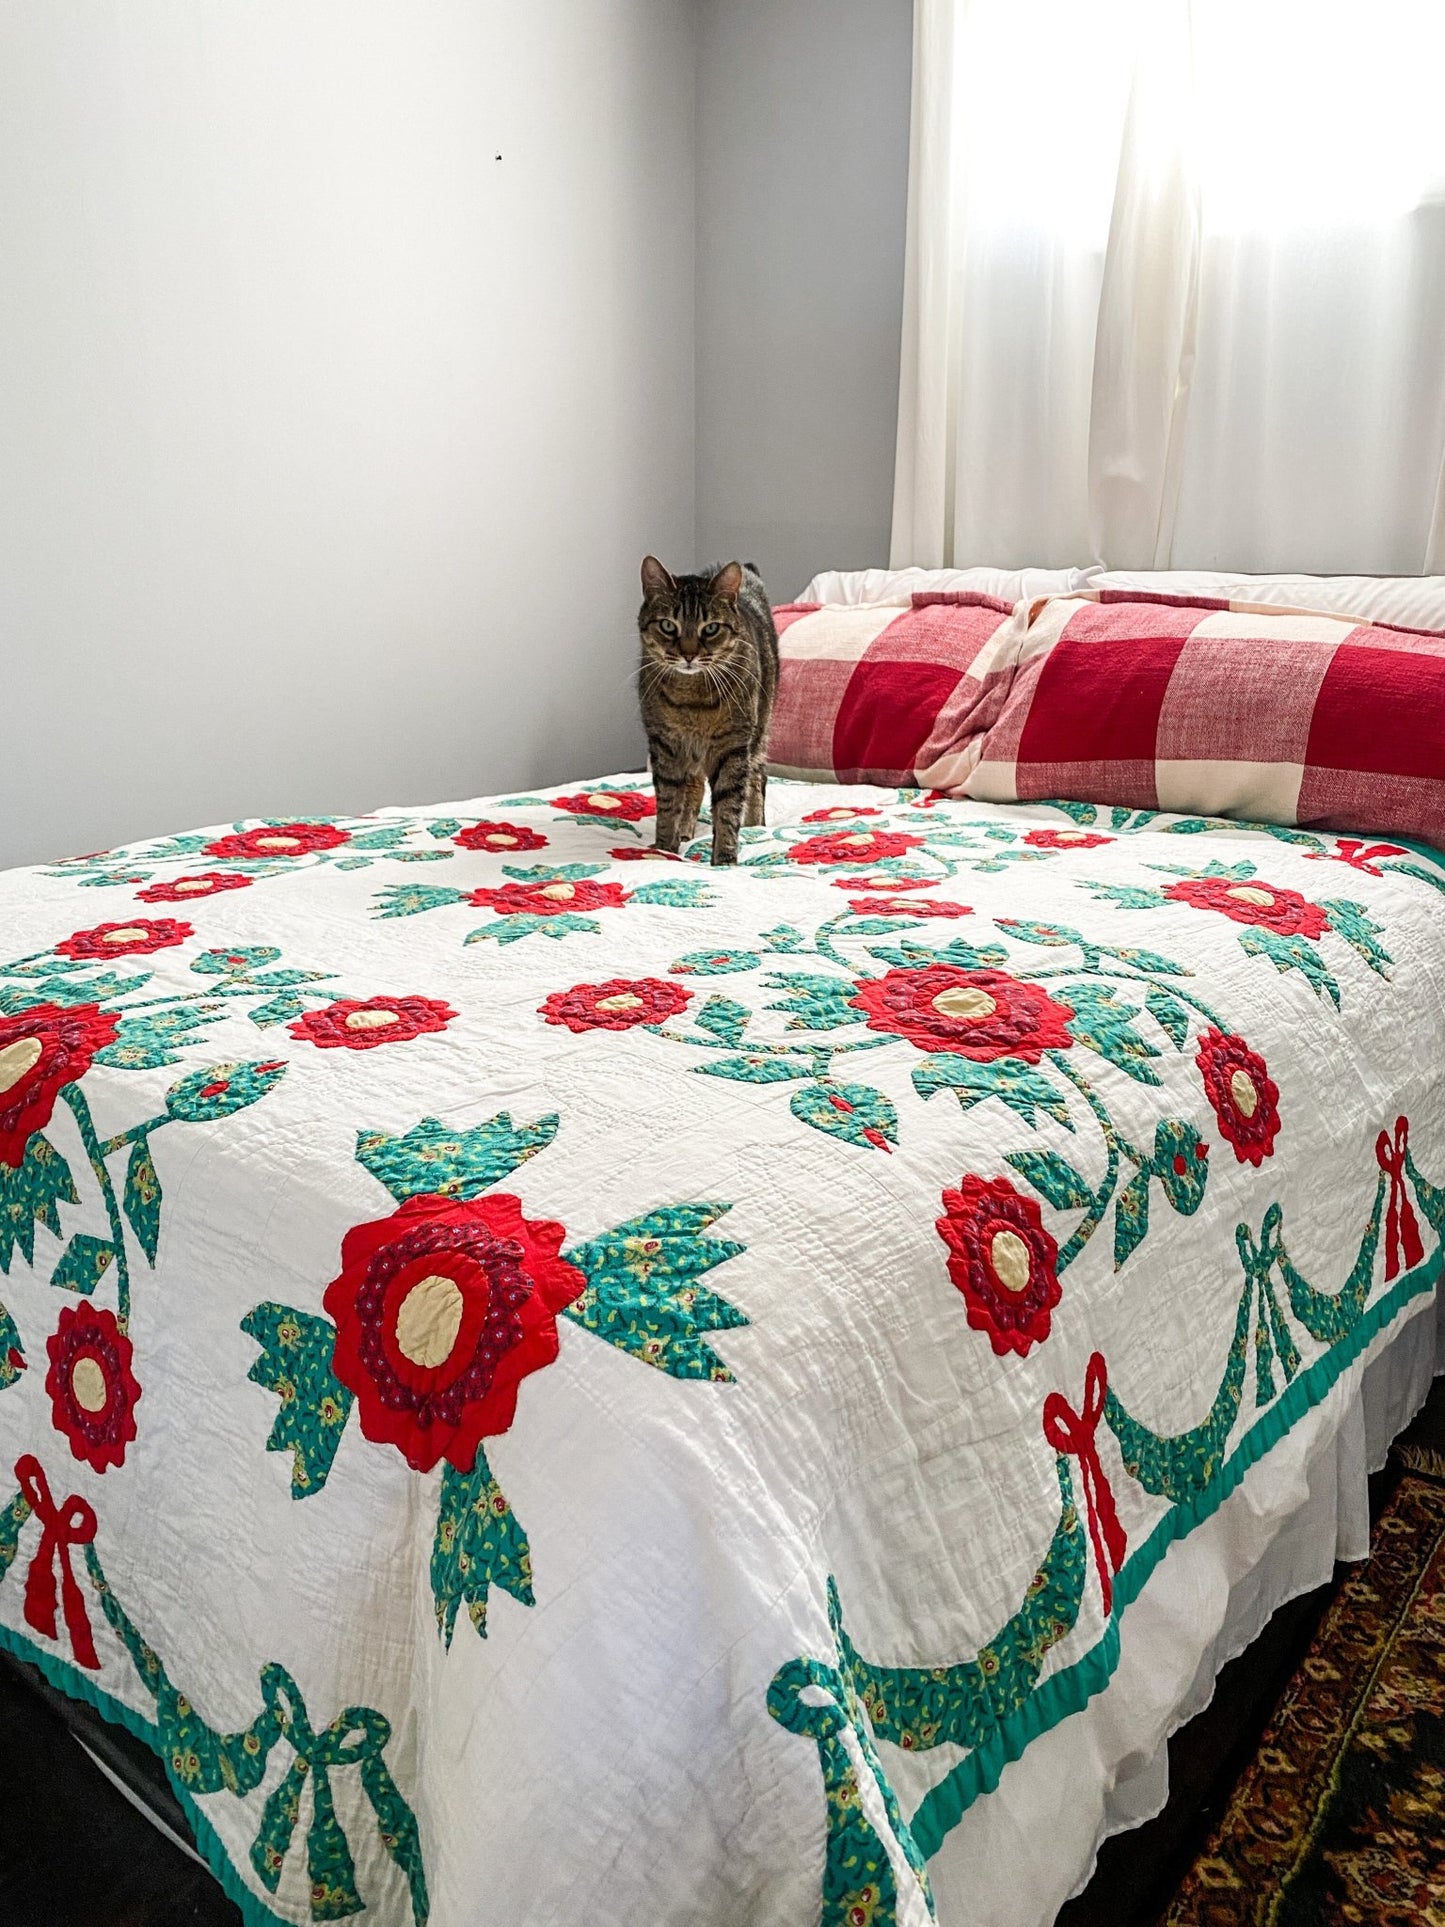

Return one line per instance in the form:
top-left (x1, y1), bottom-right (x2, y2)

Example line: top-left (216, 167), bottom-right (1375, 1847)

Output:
top-left (122, 1138), bottom-right (162, 1264)
top-left (865, 936), bottom-right (1010, 971)
top-left (562, 1203), bottom-right (747, 1380)
top-left (789, 1081), bottom-right (897, 1152)
top-left (996, 918), bottom-right (1090, 951)
top-left (166, 1060), bottom-right (288, 1123)
top-left (244, 969), bottom-right (329, 989)
top-left (627, 877), bottom-right (714, 908)
top-left (1318, 898), bottom-right (1393, 979)
top-left (1086, 882), bottom-right (1171, 911)
top-left (1040, 799), bottom-right (1100, 827)
top-left (1101, 943), bottom-right (1191, 977)
top-left (466, 914), bottom-right (599, 943)
top-left (241, 1303), bottom-right (354, 1499)
top-left (428, 818), bottom-right (464, 839)
top-left (0, 1302), bottom-right (24, 1388)
top-left (764, 973), bottom-right (861, 1032)
top-left (1144, 986), bottom-right (1192, 1049)
top-left (1004, 1149), bottom-right (1095, 1212)
top-left (1063, 984), bottom-right (1162, 1084)
top-left (759, 925), bottom-right (807, 952)
top-left (693, 996), bottom-right (751, 1046)
top-left (391, 848), bottom-right (454, 864)
top-left (191, 946), bottom-right (281, 976)
top-left (1237, 928), bottom-right (1341, 1007)
top-left (912, 1053), bottom-right (1074, 1129)
top-left (97, 1005), bottom-right (220, 1070)
top-left (1, 972), bottom-right (148, 1014)
top-left (372, 884), bottom-right (469, 920)
top-left (1151, 1118), bottom-right (1210, 1215)
top-left (1113, 1167), bottom-right (1151, 1268)
top-left (693, 1054), bottom-right (813, 1084)
top-left (346, 826), bottom-right (412, 851)
top-left (670, 948), bottom-right (762, 975)
top-left (356, 1112), bottom-right (558, 1203)
top-left (500, 862), bottom-right (607, 883)
top-left (431, 1452), bottom-right (534, 1646)
top-left (51, 1232), bottom-right (118, 1294)
top-left (331, 855), bottom-right (376, 871)
top-left (247, 992), bottom-right (307, 1028)
top-left (843, 916), bottom-right (924, 934)
top-left (0, 1133), bottom-right (78, 1274)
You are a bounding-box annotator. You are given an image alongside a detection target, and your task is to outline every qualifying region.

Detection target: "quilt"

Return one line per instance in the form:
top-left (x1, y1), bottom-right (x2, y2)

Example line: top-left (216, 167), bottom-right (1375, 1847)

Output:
top-left (1, 777), bottom-right (1444, 1927)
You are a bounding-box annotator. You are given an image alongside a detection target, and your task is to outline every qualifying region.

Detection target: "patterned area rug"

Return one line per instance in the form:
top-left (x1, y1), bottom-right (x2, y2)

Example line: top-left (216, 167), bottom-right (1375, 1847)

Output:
top-left (1163, 1472), bottom-right (1445, 1926)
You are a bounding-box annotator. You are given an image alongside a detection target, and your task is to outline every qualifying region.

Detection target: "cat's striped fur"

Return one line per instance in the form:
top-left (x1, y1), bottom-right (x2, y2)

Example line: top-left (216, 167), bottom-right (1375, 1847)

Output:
top-left (636, 556), bottom-right (779, 866)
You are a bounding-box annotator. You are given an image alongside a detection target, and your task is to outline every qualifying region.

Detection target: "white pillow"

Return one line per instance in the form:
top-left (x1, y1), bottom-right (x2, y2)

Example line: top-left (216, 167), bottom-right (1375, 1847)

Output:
top-left (1094, 570), bottom-right (1445, 631)
top-left (796, 564), bottom-right (1099, 607)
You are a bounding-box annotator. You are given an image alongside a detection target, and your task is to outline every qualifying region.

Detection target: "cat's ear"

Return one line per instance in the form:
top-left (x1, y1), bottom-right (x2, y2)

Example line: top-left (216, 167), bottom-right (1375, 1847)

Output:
top-left (710, 561), bottom-right (744, 603)
top-left (641, 555), bottom-right (675, 599)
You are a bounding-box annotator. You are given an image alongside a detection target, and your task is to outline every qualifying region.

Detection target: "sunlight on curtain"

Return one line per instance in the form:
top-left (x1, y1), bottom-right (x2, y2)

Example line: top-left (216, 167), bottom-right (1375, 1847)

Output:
top-left (891, 0), bottom-right (1445, 573)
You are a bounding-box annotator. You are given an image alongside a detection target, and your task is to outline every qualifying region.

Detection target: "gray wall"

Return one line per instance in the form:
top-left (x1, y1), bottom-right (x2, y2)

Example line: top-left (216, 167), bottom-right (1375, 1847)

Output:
top-left (695, 0), bottom-right (913, 600)
top-left (0, 1), bottom-right (695, 868)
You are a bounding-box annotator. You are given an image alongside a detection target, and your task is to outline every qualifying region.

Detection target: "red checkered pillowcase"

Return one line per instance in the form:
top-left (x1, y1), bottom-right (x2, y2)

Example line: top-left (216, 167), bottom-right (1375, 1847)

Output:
top-left (966, 593), bottom-right (1445, 846)
top-left (769, 592), bottom-right (1024, 787)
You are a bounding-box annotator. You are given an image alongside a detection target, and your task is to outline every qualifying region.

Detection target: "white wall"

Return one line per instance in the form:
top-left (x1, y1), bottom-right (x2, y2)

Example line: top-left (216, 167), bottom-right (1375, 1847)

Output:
top-left (695, 0), bottom-right (913, 600)
top-left (0, 2), bottom-right (695, 868)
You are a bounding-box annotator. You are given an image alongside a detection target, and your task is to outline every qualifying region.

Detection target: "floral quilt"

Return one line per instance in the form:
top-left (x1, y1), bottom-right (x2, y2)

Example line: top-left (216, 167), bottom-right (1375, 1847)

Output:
top-left (1, 777), bottom-right (1443, 1927)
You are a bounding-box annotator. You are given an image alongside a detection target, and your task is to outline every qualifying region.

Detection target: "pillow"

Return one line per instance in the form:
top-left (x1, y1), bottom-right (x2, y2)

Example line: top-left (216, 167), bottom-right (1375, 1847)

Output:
top-left (769, 593), bottom-right (1026, 788)
top-left (1095, 570), bottom-right (1445, 633)
top-left (797, 564), bottom-right (1097, 607)
top-left (965, 593), bottom-right (1445, 846)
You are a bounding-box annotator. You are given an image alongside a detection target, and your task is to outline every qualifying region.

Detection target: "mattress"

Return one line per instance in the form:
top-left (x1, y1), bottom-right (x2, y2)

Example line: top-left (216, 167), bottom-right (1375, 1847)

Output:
top-left (1, 775), bottom-right (1443, 1926)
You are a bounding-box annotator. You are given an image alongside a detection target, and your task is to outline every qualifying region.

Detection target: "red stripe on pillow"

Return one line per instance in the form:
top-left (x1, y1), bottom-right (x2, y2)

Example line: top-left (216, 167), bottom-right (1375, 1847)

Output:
top-left (1016, 636), bottom-right (1185, 766)
top-left (1307, 642), bottom-right (1445, 780)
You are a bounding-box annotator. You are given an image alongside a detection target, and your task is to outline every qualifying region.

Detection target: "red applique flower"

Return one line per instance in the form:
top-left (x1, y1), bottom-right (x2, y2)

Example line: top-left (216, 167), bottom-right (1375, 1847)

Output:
top-left (539, 978), bottom-right (693, 1033)
top-left (833, 876), bottom-right (934, 894)
top-left (202, 823), bottom-right (352, 860)
top-left (552, 790), bottom-right (656, 822)
top-left (802, 806), bottom-right (883, 824)
top-left (45, 1304), bottom-right (141, 1473)
top-left (0, 1004), bottom-right (119, 1168)
top-left (1163, 877), bottom-right (1329, 939)
top-left (134, 872), bottom-right (256, 903)
top-left (846, 898), bottom-right (972, 919)
top-left (1025, 829), bottom-right (1114, 851)
top-left (288, 997), bottom-right (457, 1051)
top-left (937, 1175), bottom-right (1062, 1357)
top-left (470, 879), bottom-right (629, 917)
top-left (787, 830), bottom-right (926, 866)
top-left (323, 1192), bottom-right (587, 1471)
top-left (55, 919), bottom-right (192, 961)
top-left (850, 966), bottom-right (1075, 1062)
top-left (1305, 838), bottom-right (1408, 877)
top-left (454, 821), bottom-right (548, 854)
top-left (1195, 1027), bottom-right (1281, 1165)
top-left (609, 846), bottom-right (681, 862)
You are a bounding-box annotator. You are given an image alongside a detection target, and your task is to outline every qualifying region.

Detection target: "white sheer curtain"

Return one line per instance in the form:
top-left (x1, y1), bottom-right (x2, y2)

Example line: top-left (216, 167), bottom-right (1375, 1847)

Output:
top-left (891, 0), bottom-right (1445, 574)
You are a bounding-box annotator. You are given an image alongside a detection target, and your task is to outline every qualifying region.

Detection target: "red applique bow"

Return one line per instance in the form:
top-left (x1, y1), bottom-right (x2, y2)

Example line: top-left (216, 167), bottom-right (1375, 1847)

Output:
top-left (16, 1455), bottom-right (99, 1670)
top-left (1042, 1353), bottom-right (1127, 1615)
top-left (1376, 1117), bottom-right (1425, 1283)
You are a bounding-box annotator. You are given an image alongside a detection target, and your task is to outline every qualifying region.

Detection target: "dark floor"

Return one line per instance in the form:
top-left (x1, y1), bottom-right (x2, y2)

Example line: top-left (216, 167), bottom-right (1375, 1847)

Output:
top-left (4, 1377), bottom-right (1445, 1927)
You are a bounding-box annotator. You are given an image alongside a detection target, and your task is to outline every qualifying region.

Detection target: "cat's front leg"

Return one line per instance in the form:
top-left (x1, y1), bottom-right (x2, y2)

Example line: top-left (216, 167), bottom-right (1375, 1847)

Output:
top-left (650, 736), bottom-right (699, 852)
top-left (743, 758), bottom-right (767, 828)
top-left (707, 743), bottom-right (750, 865)
top-left (676, 772), bottom-right (706, 843)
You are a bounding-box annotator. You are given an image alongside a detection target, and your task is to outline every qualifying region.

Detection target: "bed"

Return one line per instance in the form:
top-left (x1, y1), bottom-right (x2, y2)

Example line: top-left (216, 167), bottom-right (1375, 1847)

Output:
top-left (1, 771), bottom-right (1442, 1926)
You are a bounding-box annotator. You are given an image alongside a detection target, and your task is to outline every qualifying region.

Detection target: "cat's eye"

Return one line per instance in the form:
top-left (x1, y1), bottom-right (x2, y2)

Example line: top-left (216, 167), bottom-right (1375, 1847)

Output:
top-left (699, 622), bottom-right (722, 640)
top-left (657, 619), bottom-right (679, 638)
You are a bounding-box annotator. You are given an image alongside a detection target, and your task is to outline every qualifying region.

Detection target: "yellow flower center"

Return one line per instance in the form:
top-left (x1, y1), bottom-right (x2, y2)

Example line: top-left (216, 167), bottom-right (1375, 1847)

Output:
top-left (1226, 886), bottom-right (1275, 908)
top-left (541, 883), bottom-right (576, 900)
top-left (1229, 1068), bottom-right (1259, 1117)
top-left (344, 1009), bottom-right (400, 1031)
top-left (173, 879), bottom-right (212, 893)
top-left (0, 1037), bottom-right (43, 1095)
top-left (394, 1273), bottom-right (465, 1370)
top-left (255, 834), bottom-right (303, 851)
top-left (932, 986), bottom-right (997, 1022)
top-left (596, 993), bottom-right (644, 1013)
top-left (839, 833), bottom-right (874, 846)
top-left (71, 1356), bottom-right (109, 1414)
top-left (490, 833), bottom-right (518, 846)
top-left (989, 1229), bottom-right (1032, 1294)
top-left (587, 794), bottom-right (620, 809)
top-left (103, 926), bottom-right (150, 944)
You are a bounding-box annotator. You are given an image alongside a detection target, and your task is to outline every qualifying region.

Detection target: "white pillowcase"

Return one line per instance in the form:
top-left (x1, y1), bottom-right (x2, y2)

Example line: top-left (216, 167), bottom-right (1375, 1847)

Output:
top-left (796, 564), bottom-right (1099, 607)
top-left (1094, 570), bottom-right (1445, 631)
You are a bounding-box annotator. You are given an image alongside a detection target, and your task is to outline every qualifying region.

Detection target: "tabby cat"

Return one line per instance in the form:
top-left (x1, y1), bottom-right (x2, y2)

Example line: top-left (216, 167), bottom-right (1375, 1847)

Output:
top-left (636, 556), bottom-right (779, 865)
